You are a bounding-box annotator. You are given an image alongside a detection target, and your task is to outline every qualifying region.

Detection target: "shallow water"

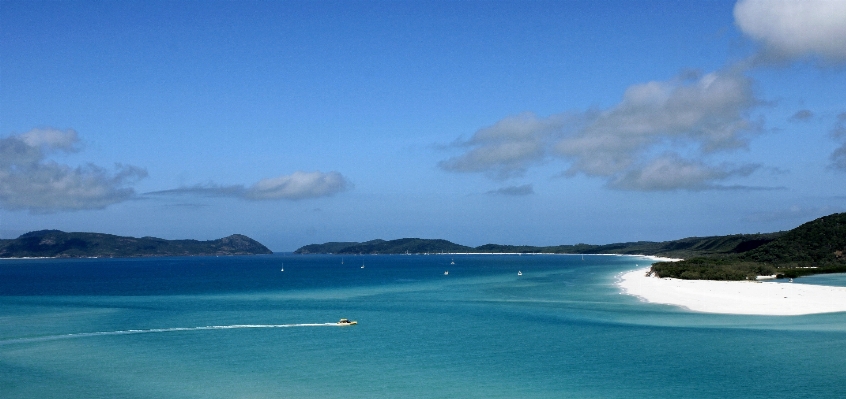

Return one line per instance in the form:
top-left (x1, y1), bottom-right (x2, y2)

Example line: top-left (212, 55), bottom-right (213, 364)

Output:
top-left (2, 254), bottom-right (845, 398)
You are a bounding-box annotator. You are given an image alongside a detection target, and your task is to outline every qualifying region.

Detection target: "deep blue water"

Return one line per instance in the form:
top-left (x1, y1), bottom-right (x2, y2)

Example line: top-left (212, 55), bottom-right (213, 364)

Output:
top-left (2, 254), bottom-right (846, 398)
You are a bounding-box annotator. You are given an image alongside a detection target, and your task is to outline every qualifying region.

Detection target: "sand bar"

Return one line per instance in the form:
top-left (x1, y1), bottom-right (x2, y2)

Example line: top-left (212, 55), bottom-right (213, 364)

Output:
top-left (618, 267), bottom-right (846, 315)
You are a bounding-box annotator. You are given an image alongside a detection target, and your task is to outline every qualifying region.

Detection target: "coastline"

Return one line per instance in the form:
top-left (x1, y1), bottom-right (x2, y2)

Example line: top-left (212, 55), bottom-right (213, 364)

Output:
top-left (618, 266), bottom-right (846, 315)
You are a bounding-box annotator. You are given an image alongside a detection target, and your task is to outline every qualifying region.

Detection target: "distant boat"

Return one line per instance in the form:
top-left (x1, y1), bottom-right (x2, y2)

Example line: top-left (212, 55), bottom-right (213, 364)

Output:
top-left (337, 318), bottom-right (357, 326)
top-left (518, 271), bottom-right (522, 276)
top-left (341, 258), bottom-right (344, 264)
top-left (450, 259), bottom-right (455, 265)
top-left (280, 263), bottom-right (284, 272)
top-left (444, 271), bottom-right (449, 275)
top-left (361, 264), bottom-right (365, 269)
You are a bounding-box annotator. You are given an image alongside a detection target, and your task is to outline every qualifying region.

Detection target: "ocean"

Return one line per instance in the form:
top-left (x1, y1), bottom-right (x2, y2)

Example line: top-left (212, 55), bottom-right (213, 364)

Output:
top-left (2, 254), bottom-right (846, 398)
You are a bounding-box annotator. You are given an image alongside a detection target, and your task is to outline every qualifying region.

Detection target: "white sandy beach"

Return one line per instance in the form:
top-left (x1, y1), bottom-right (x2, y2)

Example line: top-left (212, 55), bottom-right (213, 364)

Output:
top-left (619, 267), bottom-right (846, 315)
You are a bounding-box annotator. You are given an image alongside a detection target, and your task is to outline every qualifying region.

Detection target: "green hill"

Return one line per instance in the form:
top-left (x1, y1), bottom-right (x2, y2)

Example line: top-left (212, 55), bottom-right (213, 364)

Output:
top-left (0, 230), bottom-right (273, 258)
top-left (651, 213), bottom-right (846, 280)
top-left (741, 213), bottom-right (846, 264)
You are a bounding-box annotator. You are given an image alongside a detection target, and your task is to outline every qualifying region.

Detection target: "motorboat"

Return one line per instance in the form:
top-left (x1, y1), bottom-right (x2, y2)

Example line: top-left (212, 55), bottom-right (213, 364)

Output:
top-left (518, 271), bottom-right (522, 276)
top-left (337, 318), bottom-right (358, 326)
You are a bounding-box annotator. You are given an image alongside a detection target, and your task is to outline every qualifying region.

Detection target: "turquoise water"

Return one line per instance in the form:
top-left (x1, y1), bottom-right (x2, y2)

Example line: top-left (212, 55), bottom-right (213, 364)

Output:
top-left (2, 254), bottom-right (846, 398)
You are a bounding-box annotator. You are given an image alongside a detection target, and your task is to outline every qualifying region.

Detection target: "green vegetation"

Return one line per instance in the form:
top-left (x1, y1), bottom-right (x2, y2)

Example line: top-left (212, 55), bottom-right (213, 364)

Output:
top-left (0, 230), bottom-right (273, 258)
top-left (651, 213), bottom-right (846, 280)
top-left (650, 258), bottom-right (776, 281)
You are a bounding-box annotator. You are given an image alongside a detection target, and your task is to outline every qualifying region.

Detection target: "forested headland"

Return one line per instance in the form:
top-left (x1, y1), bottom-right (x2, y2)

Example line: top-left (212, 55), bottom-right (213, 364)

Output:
top-left (650, 213), bottom-right (846, 280)
top-left (0, 230), bottom-right (273, 258)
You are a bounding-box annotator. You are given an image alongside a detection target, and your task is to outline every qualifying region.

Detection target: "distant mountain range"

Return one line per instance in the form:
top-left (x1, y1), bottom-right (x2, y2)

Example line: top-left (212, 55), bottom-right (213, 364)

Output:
top-left (294, 232), bottom-right (783, 258)
top-left (0, 230), bottom-right (273, 258)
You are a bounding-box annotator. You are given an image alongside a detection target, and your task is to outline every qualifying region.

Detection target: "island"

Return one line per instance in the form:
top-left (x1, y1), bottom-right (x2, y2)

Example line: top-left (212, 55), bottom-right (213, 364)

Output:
top-left (0, 230), bottom-right (273, 258)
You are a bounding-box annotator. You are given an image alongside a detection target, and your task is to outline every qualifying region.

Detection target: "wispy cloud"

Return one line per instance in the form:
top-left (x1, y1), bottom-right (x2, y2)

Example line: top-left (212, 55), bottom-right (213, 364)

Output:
top-left (440, 69), bottom-right (763, 191)
top-left (0, 128), bottom-right (147, 213)
top-left (745, 204), bottom-right (845, 224)
top-left (789, 109), bottom-right (814, 122)
top-left (734, 0), bottom-right (846, 64)
top-left (148, 171), bottom-right (352, 201)
top-left (830, 112), bottom-right (846, 171)
top-left (486, 184), bottom-right (534, 196)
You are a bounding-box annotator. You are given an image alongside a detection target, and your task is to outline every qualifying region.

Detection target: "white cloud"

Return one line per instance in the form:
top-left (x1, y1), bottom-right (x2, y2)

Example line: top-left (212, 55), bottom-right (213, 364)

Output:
top-left (20, 127), bottom-right (80, 150)
top-left (608, 155), bottom-right (759, 191)
top-left (440, 70), bottom-right (762, 191)
top-left (438, 112), bottom-right (566, 179)
top-left (0, 128), bottom-right (147, 213)
top-left (148, 171), bottom-right (351, 200)
top-left (245, 171), bottom-right (350, 200)
top-left (556, 70), bottom-right (759, 176)
top-left (734, 0), bottom-right (846, 63)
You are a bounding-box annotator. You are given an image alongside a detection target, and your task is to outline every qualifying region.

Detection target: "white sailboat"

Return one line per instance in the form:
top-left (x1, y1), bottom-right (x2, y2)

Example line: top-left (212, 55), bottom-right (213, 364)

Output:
top-left (280, 263), bottom-right (284, 272)
top-left (444, 270), bottom-right (449, 275)
top-left (518, 271), bottom-right (522, 276)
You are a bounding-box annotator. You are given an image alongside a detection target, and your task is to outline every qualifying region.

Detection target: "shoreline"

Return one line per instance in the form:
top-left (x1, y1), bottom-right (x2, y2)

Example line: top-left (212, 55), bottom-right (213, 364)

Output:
top-left (618, 267), bottom-right (846, 315)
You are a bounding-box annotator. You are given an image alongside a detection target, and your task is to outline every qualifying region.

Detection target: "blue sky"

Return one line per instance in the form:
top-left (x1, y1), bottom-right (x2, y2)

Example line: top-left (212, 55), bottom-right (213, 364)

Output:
top-left (2, 0), bottom-right (845, 251)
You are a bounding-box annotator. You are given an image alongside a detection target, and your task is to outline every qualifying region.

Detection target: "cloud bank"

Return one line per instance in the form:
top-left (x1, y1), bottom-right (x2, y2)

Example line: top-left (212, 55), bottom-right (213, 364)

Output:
top-left (149, 171), bottom-right (351, 200)
top-left (440, 70), bottom-right (762, 191)
top-left (0, 128), bottom-right (147, 213)
top-left (734, 0), bottom-right (846, 64)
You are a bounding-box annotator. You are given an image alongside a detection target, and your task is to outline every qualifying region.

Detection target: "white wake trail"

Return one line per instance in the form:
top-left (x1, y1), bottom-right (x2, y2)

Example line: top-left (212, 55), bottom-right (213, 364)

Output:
top-left (1, 323), bottom-right (341, 345)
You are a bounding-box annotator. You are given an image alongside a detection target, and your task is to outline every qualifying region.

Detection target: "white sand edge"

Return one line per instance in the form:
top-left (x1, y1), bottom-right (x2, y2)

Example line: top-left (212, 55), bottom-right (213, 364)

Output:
top-left (618, 267), bottom-right (846, 315)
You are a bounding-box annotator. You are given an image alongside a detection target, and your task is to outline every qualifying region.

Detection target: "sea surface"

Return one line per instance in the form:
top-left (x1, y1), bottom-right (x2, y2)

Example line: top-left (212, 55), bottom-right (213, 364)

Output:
top-left (2, 254), bottom-right (846, 399)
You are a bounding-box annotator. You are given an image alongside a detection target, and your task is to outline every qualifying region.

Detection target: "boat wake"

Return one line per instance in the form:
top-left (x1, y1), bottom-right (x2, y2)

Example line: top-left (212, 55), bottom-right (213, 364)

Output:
top-left (0, 323), bottom-right (342, 345)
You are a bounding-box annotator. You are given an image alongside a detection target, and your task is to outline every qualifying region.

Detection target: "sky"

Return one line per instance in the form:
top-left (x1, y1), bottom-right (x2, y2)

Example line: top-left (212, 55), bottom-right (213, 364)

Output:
top-left (2, 0), bottom-right (845, 251)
